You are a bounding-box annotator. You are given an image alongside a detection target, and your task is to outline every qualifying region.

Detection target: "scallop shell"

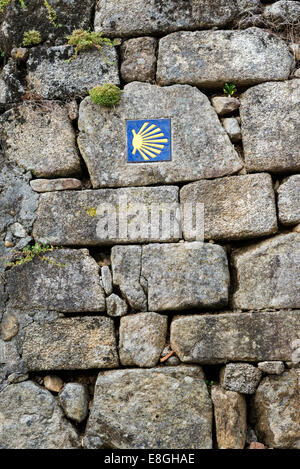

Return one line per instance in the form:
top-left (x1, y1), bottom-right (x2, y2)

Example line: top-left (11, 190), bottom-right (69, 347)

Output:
top-left (132, 122), bottom-right (168, 160)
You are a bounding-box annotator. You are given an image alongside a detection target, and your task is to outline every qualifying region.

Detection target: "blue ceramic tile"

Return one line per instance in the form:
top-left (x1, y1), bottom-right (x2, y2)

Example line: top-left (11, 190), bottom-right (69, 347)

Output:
top-left (127, 118), bottom-right (172, 163)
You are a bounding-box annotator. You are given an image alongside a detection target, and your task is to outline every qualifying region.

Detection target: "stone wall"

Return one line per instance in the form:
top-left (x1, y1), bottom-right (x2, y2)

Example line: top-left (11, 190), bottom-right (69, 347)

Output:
top-left (0, 0), bottom-right (299, 450)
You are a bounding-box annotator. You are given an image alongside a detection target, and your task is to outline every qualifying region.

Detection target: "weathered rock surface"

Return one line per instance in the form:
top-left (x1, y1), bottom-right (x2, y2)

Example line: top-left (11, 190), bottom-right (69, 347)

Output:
top-left (141, 242), bottom-right (230, 311)
top-left (240, 80), bottom-right (300, 173)
top-left (220, 363), bottom-right (262, 394)
top-left (95, 0), bottom-right (260, 37)
top-left (0, 381), bottom-right (80, 449)
top-left (22, 317), bottom-right (119, 370)
top-left (59, 383), bottom-right (89, 423)
top-left (180, 174), bottom-right (277, 241)
top-left (30, 178), bottom-right (82, 192)
top-left (263, 0), bottom-right (300, 25)
top-left (0, 0), bottom-right (95, 54)
top-left (251, 370), bottom-right (300, 449)
top-left (157, 28), bottom-right (293, 87)
top-left (78, 82), bottom-right (242, 188)
top-left (170, 311), bottom-right (300, 364)
top-left (211, 385), bottom-right (247, 449)
top-left (26, 45), bottom-right (119, 100)
top-left (84, 366), bottom-right (212, 449)
top-left (101, 266), bottom-right (113, 295)
top-left (121, 37), bottom-right (157, 83)
top-left (106, 293), bottom-right (128, 317)
top-left (0, 312), bottom-right (18, 341)
top-left (277, 175), bottom-right (300, 225)
top-left (44, 375), bottom-right (64, 393)
top-left (0, 59), bottom-right (25, 108)
top-left (119, 312), bottom-right (168, 367)
top-left (111, 245), bottom-right (147, 311)
top-left (211, 96), bottom-right (240, 116)
top-left (258, 361), bottom-right (285, 375)
top-left (232, 233), bottom-right (300, 310)
top-left (222, 117), bottom-right (242, 142)
top-left (5, 249), bottom-right (106, 313)
top-left (0, 102), bottom-right (82, 178)
top-left (33, 186), bottom-right (181, 245)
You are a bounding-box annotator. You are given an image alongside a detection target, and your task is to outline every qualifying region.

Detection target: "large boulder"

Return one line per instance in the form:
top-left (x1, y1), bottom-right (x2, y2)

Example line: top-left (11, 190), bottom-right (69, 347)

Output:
top-left (22, 316), bottom-right (119, 371)
top-left (26, 45), bottom-right (119, 100)
top-left (84, 366), bottom-right (212, 449)
top-left (157, 28), bottom-right (293, 87)
top-left (170, 311), bottom-right (300, 364)
top-left (180, 173), bottom-right (277, 241)
top-left (251, 370), bottom-right (300, 449)
top-left (232, 233), bottom-right (300, 310)
top-left (0, 381), bottom-right (80, 448)
top-left (5, 248), bottom-right (106, 313)
top-left (94, 0), bottom-right (260, 37)
top-left (240, 80), bottom-right (300, 173)
top-left (78, 82), bottom-right (242, 188)
top-left (0, 102), bottom-right (82, 178)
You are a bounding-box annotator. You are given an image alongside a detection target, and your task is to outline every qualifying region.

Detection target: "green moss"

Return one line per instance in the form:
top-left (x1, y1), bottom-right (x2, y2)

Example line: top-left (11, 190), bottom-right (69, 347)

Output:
top-left (66, 29), bottom-right (115, 63)
top-left (0, 0), bottom-right (25, 14)
top-left (22, 30), bottom-right (42, 47)
top-left (89, 84), bottom-right (122, 107)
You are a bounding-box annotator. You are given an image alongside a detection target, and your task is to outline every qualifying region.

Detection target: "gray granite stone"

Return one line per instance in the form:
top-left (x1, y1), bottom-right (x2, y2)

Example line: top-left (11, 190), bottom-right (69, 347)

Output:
top-left (277, 175), bottom-right (300, 225)
top-left (120, 37), bottom-right (157, 83)
top-left (220, 363), bottom-right (262, 394)
top-left (59, 383), bottom-right (89, 423)
top-left (106, 293), bottom-right (128, 317)
top-left (30, 178), bottom-right (82, 192)
top-left (258, 361), bottom-right (285, 375)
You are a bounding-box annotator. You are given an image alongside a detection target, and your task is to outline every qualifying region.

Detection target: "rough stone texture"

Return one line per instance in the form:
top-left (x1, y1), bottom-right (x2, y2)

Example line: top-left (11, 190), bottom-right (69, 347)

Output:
top-left (95, 0), bottom-right (260, 37)
top-left (249, 442), bottom-right (266, 449)
top-left (106, 293), bottom-right (128, 317)
top-left (101, 266), bottom-right (113, 295)
top-left (211, 385), bottom-right (247, 449)
top-left (5, 249), bottom-right (106, 313)
top-left (0, 160), bottom-right (39, 235)
top-left (0, 381), bottom-right (80, 449)
top-left (222, 117), bottom-right (242, 142)
top-left (84, 366), bottom-right (212, 449)
top-left (170, 311), bottom-right (300, 364)
top-left (0, 312), bottom-right (18, 341)
top-left (240, 80), bottom-right (300, 173)
top-left (251, 370), bottom-right (300, 449)
top-left (232, 233), bottom-right (300, 310)
top-left (59, 383), bottom-right (89, 423)
top-left (22, 316), bottom-right (119, 371)
top-left (30, 178), bottom-right (82, 192)
top-left (0, 102), bottom-right (82, 178)
top-left (119, 312), bottom-right (168, 367)
top-left (141, 242), bottom-right (229, 312)
top-left (0, 0), bottom-right (95, 54)
top-left (44, 375), bottom-right (64, 393)
top-left (121, 37), bottom-right (157, 83)
top-left (33, 186), bottom-right (180, 245)
top-left (277, 175), bottom-right (300, 226)
top-left (211, 96), bottom-right (240, 116)
top-left (263, 1), bottom-right (300, 25)
top-left (258, 361), bottom-right (285, 375)
top-left (157, 28), bottom-right (293, 87)
top-left (26, 45), bottom-right (119, 100)
top-left (180, 174), bottom-right (277, 241)
top-left (78, 82), bottom-right (243, 189)
top-left (295, 68), bottom-right (300, 78)
top-left (220, 363), bottom-right (262, 394)
top-left (111, 245), bottom-right (147, 311)
top-left (0, 59), bottom-right (25, 108)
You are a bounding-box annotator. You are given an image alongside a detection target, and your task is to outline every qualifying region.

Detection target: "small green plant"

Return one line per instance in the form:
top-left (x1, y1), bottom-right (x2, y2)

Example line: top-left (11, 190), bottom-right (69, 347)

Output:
top-left (66, 29), bottom-right (115, 63)
top-left (43, 0), bottom-right (61, 28)
top-left (22, 30), bottom-right (42, 47)
top-left (86, 207), bottom-right (97, 218)
top-left (205, 380), bottom-right (214, 388)
top-left (3, 243), bottom-right (67, 269)
top-left (1, 0), bottom-right (26, 13)
top-left (89, 84), bottom-right (122, 107)
top-left (223, 82), bottom-right (237, 97)
top-left (0, 47), bottom-right (5, 57)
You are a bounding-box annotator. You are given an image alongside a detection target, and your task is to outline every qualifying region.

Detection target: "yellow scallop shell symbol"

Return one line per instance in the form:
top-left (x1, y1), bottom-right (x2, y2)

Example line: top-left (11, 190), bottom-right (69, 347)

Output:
top-left (132, 122), bottom-right (168, 161)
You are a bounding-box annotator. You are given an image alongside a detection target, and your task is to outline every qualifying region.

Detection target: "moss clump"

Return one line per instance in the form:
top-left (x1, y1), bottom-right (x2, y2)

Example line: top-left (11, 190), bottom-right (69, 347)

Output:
top-left (22, 30), bottom-right (42, 47)
top-left (66, 29), bottom-right (115, 63)
top-left (89, 84), bottom-right (122, 107)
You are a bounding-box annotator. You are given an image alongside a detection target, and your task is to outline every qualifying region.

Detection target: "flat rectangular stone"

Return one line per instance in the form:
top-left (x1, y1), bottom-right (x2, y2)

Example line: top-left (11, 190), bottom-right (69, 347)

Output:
top-left (141, 242), bottom-right (230, 311)
top-left (95, 0), bottom-right (260, 37)
top-left (5, 249), bottom-right (105, 313)
top-left (33, 186), bottom-right (181, 246)
top-left (78, 82), bottom-right (242, 188)
top-left (180, 173), bottom-right (278, 241)
top-left (157, 28), bottom-right (293, 87)
top-left (232, 233), bottom-right (300, 310)
top-left (171, 311), bottom-right (300, 364)
top-left (240, 80), bottom-right (300, 173)
top-left (22, 317), bottom-right (119, 370)
top-left (277, 175), bottom-right (300, 226)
